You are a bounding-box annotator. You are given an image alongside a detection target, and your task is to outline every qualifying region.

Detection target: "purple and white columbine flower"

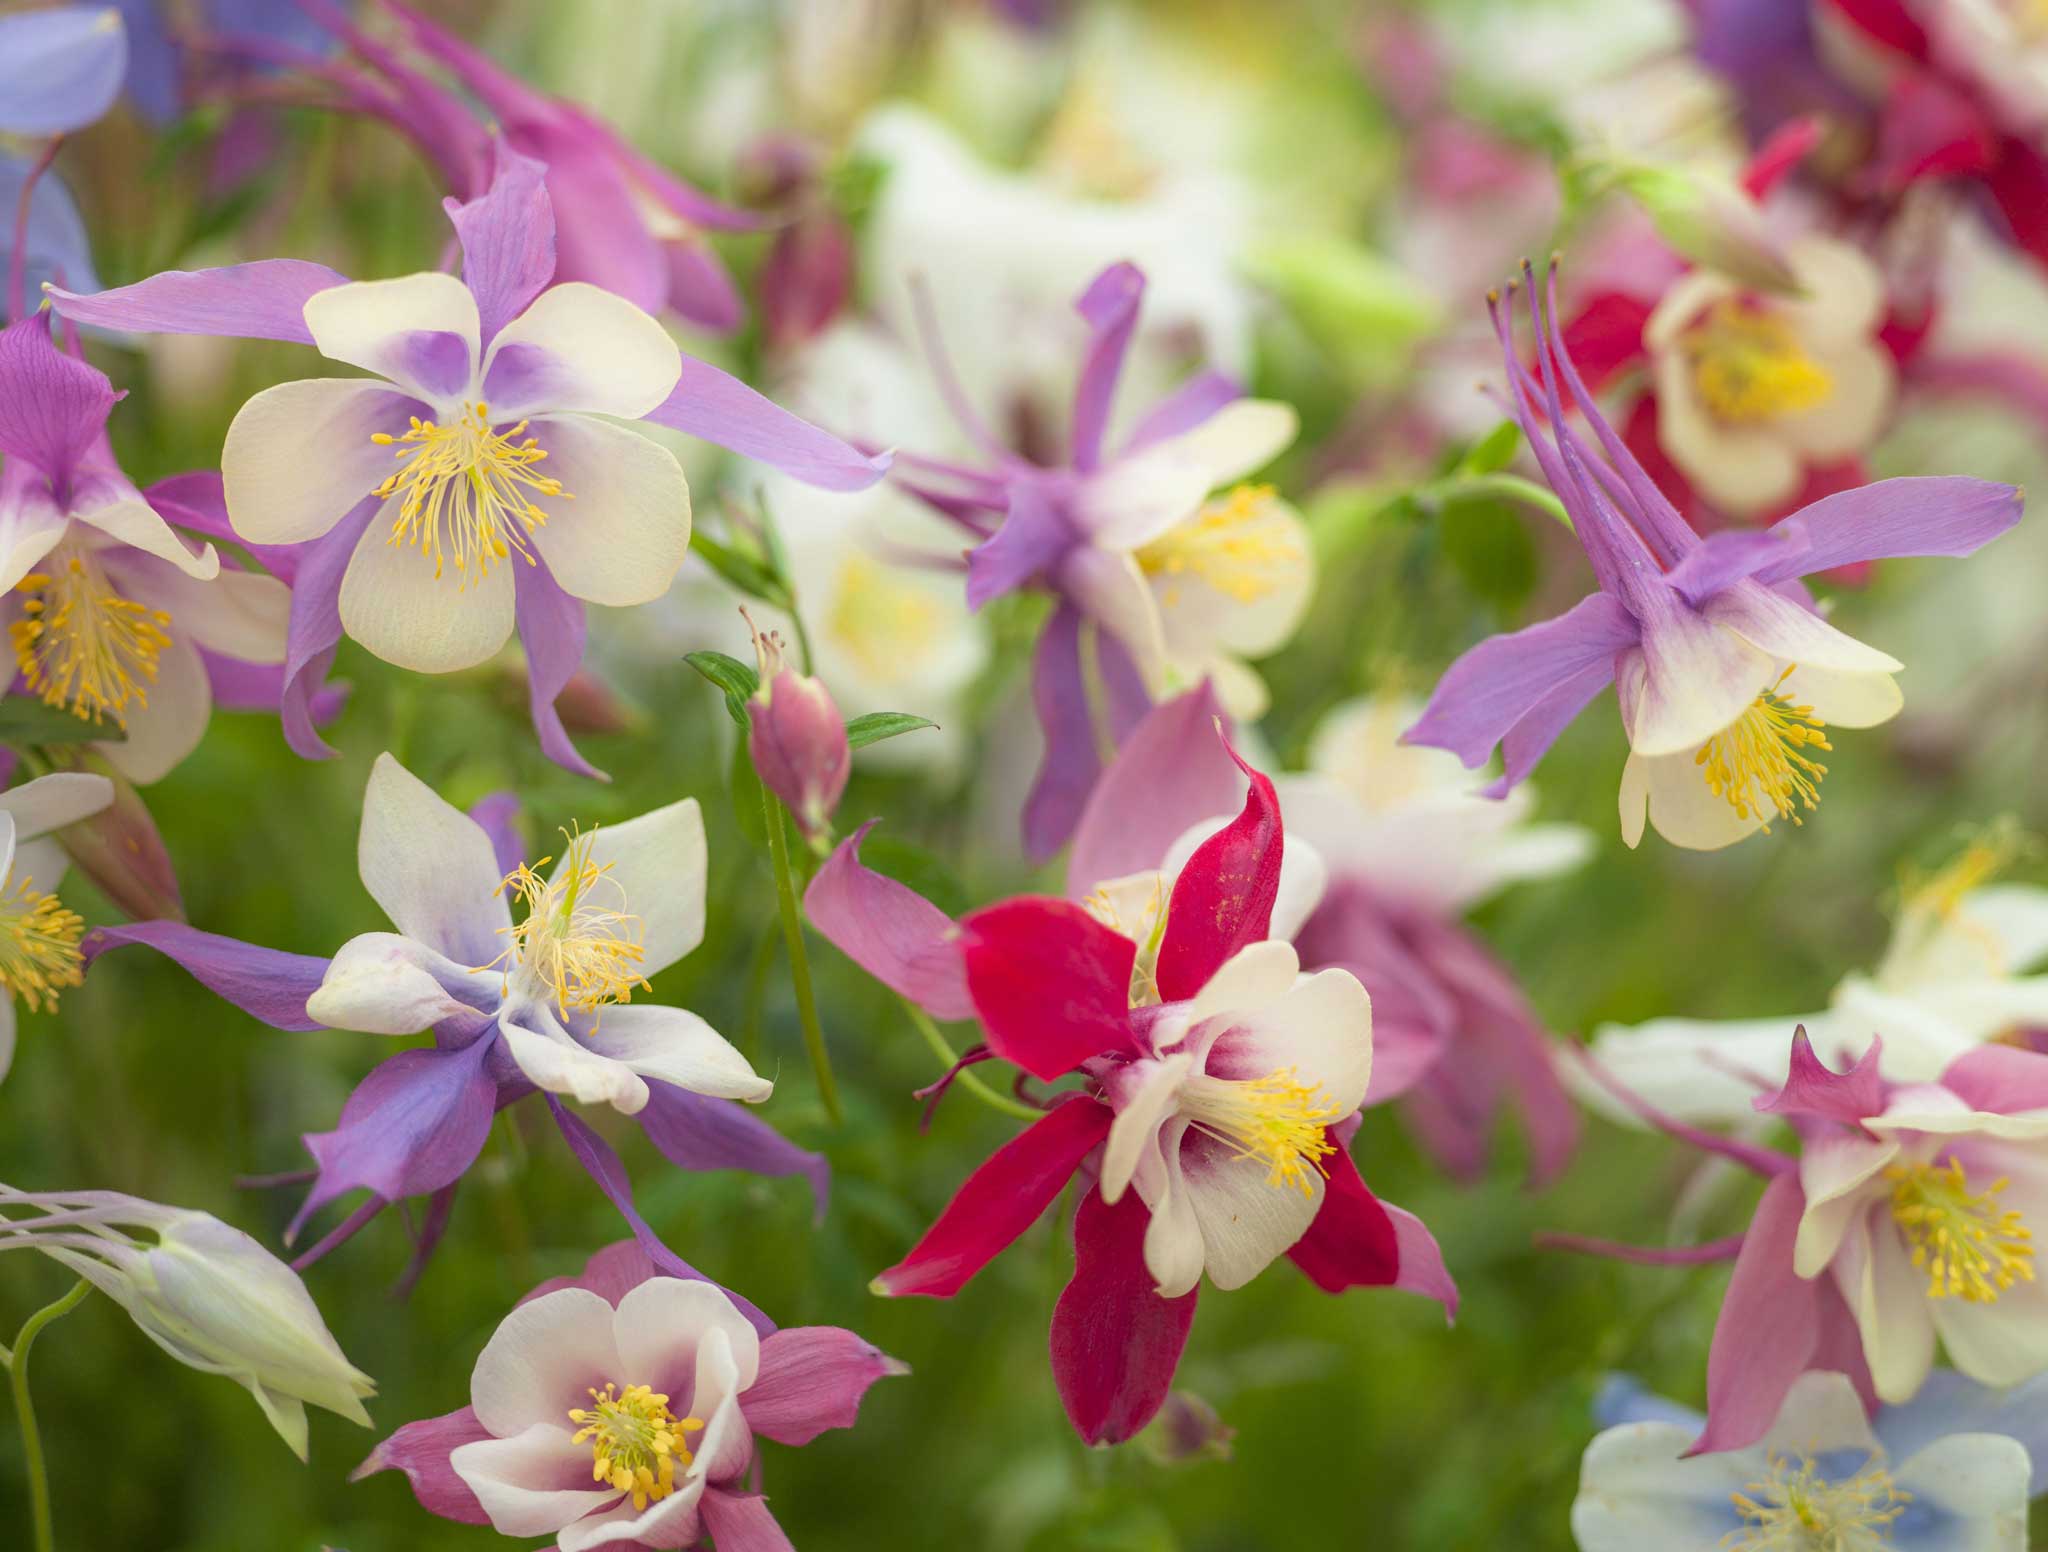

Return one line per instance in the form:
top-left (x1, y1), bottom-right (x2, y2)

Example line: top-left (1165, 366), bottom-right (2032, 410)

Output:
top-left (0, 769), bottom-right (112, 1081)
top-left (358, 1241), bottom-right (904, 1551)
top-left (84, 754), bottom-right (824, 1291)
top-left (46, 145), bottom-right (885, 774)
top-left (894, 260), bottom-right (1303, 859)
top-left (1404, 260), bottom-right (2022, 851)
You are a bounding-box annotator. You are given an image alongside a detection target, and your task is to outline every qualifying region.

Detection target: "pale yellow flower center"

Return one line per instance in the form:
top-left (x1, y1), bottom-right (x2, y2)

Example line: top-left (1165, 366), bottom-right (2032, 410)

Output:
top-left (483, 825), bottom-right (648, 1018)
top-left (10, 549), bottom-right (173, 727)
top-left (1137, 483), bottom-right (1302, 606)
top-left (1180, 1067), bottom-right (1340, 1196)
top-left (1695, 667), bottom-right (1832, 830)
top-left (1687, 303), bottom-right (1834, 423)
top-left (568, 1382), bottom-right (703, 1512)
top-left (826, 553), bottom-right (944, 683)
top-left (1727, 1450), bottom-right (1908, 1550)
top-left (1887, 1156), bottom-right (2036, 1303)
top-left (371, 401), bottom-right (569, 585)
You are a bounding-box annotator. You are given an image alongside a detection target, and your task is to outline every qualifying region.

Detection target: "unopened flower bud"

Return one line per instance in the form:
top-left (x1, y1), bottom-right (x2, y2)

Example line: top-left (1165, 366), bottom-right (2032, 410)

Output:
top-left (1142, 1391), bottom-right (1235, 1464)
top-left (49, 753), bottom-right (184, 922)
top-left (1608, 160), bottom-right (1800, 295)
top-left (744, 612), bottom-right (850, 841)
top-left (760, 212), bottom-right (855, 353)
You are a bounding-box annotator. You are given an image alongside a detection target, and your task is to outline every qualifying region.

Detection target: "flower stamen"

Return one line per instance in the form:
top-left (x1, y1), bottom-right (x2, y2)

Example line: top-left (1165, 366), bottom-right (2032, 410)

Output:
top-left (10, 551), bottom-right (173, 727)
top-left (1887, 1156), bottom-right (2035, 1303)
top-left (0, 874), bottom-right (85, 1015)
top-left (1695, 667), bottom-right (1831, 829)
top-left (1726, 1449), bottom-right (1908, 1550)
top-left (482, 824), bottom-right (649, 1019)
top-left (1180, 1066), bottom-right (1340, 1196)
top-left (371, 401), bottom-right (570, 586)
top-left (567, 1382), bottom-right (703, 1512)
top-left (1687, 302), bottom-right (1834, 423)
top-left (1137, 484), bottom-right (1302, 606)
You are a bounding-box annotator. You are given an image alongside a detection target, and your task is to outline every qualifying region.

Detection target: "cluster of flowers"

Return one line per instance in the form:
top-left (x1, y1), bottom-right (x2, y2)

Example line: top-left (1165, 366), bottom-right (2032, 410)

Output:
top-left (5, 1), bottom-right (2048, 1548)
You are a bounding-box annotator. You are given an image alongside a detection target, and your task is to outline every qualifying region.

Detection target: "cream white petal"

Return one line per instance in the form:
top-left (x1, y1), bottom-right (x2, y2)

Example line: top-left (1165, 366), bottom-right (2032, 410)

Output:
top-left (1099, 1054), bottom-right (1190, 1204)
top-left (1079, 400), bottom-right (1298, 552)
top-left (1177, 1132), bottom-right (1322, 1291)
top-left (1570, 1421), bottom-right (1756, 1552)
top-left (307, 932), bottom-right (498, 1034)
top-left (525, 416), bottom-right (691, 608)
top-left (579, 1005), bottom-right (769, 1104)
top-left (357, 752), bottom-right (512, 965)
top-left (0, 771), bottom-right (112, 840)
top-left (99, 633), bottom-right (209, 785)
top-left (1652, 351), bottom-right (1802, 518)
top-left (101, 551), bottom-right (290, 665)
top-left (223, 378), bottom-right (421, 545)
top-left (1775, 340), bottom-right (1894, 463)
top-left (612, 1276), bottom-right (761, 1400)
top-left (1206, 967), bottom-right (1373, 1117)
top-left (467, 1287), bottom-right (622, 1436)
top-left (483, 282), bottom-right (683, 420)
top-left (302, 273), bottom-right (480, 399)
top-left (567, 798), bottom-right (705, 976)
top-left (73, 497), bottom-right (219, 580)
top-left (499, 1005), bottom-right (650, 1116)
top-left (1619, 747), bottom-right (1768, 853)
top-left (337, 497), bottom-right (518, 673)
top-left (1797, 1134), bottom-right (1900, 1277)
top-left (451, 1424), bottom-right (618, 1538)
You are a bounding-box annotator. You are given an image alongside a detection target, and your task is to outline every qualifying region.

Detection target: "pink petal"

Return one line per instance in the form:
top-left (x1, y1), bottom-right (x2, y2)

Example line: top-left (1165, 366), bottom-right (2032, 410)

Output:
top-left (959, 898), bottom-right (1138, 1081)
top-left (1694, 1173), bottom-right (1827, 1455)
top-left (699, 1489), bottom-right (796, 1552)
top-left (1938, 1044), bottom-right (2048, 1113)
top-left (1154, 734), bottom-right (1281, 1003)
top-left (1754, 1027), bottom-right (1888, 1125)
top-left (1286, 1136), bottom-right (1402, 1295)
top-left (803, 822), bottom-right (973, 1021)
top-left (745, 1327), bottom-right (907, 1446)
top-left (518, 1241), bottom-right (659, 1308)
top-left (1065, 681), bottom-right (1240, 898)
top-left (1050, 1185), bottom-right (1198, 1445)
top-left (351, 1405), bottom-right (494, 1525)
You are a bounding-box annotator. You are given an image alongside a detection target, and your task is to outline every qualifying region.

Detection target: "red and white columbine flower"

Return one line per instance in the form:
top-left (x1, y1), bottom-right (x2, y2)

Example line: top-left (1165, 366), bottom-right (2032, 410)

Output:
top-left (358, 1242), bottom-right (903, 1550)
top-left (805, 726), bottom-right (1453, 1445)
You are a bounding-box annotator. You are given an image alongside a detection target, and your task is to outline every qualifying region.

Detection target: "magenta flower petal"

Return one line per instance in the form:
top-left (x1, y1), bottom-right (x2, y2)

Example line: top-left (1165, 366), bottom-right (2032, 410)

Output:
top-left (959, 899), bottom-right (1138, 1081)
top-left (46, 259), bottom-right (351, 343)
top-left (874, 1095), bottom-right (1113, 1298)
top-left (1050, 1185), bottom-right (1198, 1446)
top-left (1385, 1201), bottom-right (1460, 1319)
top-left (352, 1405), bottom-right (494, 1524)
top-left (1154, 734), bottom-right (1281, 1002)
top-left (803, 822), bottom-right (974, 1022)
top-left (1754, 475), bottom-right (2025, 583)
top-left (1695, 1172), bottom-right (1830, 1455)
top-left (1066, 680), bottom-right (1238, 898)
top-left (698, 1490), bottom-right (796, 1552)
top-left (744, 1327), bottom-right (907, 1447)
top-left (1070, 262), bottom-right (1145, 472)
top-left (645, 355), bottom-right (890, 491)
top-left (84, 921), bottom-right (331, 1031)
top-left (1754, 1027), bottom-right (1888, 1124)
top-left (965, 479), bottom-right (1075, 610)
top-left (444, 144), bottom-right (556, 345)
top-left (0, 313), bottom-right (116, 481)
top-left (1939, 1044), bottom-right (2048, 1112)
top-left (1286, 1136), bottom-right (1401, 1294)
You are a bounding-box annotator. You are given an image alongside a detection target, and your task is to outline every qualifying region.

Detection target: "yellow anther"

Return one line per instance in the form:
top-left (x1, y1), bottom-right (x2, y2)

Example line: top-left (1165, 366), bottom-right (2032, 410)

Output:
top-left (826, 554), bottom-right (944, 682)
top-left (9, 551), bottom-right (173, 727)
top-left (0, 873), bottom-right (85, 1015)
top-left (1727, 1449), bottom-right (1909, 1550)
top-left (1137, 484), bottom-right (1303, 606)
top-left (370, 401), bottom-right (570, 585)
top-left (1695, 667), bottom-right (1832, 830)
top-left (1687, 302), bottom-right (1834, 423)
top-left (1180, 1066), bottom-right (1340, 1196)
top-left (567, 1382), bottom-right (703, 1512)
top-left (481, 824), bottom-right (648, 1020)
top-left (1887, 1157), bottom-right (2035, 1303)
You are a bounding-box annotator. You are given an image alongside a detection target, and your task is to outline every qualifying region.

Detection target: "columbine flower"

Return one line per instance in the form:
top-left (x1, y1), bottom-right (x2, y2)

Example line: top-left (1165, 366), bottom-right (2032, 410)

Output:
top-left (1404, 261), bottom-right (2022, 851)
top-left (0, 769), bottom-right (111, 1080)
top-left (46, 145), bottom-right (884, 774)
top-left (84, 754), bottom-right (822, 1283)
top-left (1573, 1370), bottom-right (2034, 1550)
top-left (1587, 825), bottom-right (2048, 1123)
top-left (0, 1183), bottom-right (375, 1458)
top-left (894, 258), bottom-right (1306, 858)
top-left (356, 1241), bottom-right (904, 1551)
top-left (805, 725), bottom-right (1453, 1444)
top-left (0, 314), bottom-right (291, 780)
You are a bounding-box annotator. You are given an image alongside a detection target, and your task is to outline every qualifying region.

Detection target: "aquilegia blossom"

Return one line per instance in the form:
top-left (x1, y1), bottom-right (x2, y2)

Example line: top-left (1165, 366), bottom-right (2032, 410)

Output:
top-left (359, 1241), bottom-right (903, 1550)
top-left (0, 313), bottom-right (291, 780)
top-left (0, 769), bottom-right (111, 1080)
top-left (894, 259), bottom-right (1306, 859)
top-left (1404, 260), bottom-right (2022, 850)
top-left (1573, 1369), bottom-right (2035, 1550)
top-left (45, 143), bottom-right (883, 774)
top-left (84, 754), bottom-right (824, 1297)
top-left (806, 722), bottom-right (1453, 1444)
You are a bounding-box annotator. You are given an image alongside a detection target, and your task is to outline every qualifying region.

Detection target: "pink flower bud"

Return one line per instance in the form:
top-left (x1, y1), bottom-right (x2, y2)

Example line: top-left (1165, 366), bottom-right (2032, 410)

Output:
top-left (745, 614), bottom-right (850, 840)
top-left (760, 211), bottom-right (855, 353)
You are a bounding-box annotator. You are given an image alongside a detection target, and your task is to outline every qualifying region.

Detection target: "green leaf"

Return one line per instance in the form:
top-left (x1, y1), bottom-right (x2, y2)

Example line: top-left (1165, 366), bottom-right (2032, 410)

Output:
top-left (685, 651), bottom-right (759, 727)
top-left (1438, 494), bottom-right (1537, 610)
top-left (0, 699), bottom-right (128, 747)
top-left (689, 529), bottom-right (783, 603)
top-left (844, 711), bottom-right (938, 750)
top-left (1460, 420), bottom-right (1522, 476)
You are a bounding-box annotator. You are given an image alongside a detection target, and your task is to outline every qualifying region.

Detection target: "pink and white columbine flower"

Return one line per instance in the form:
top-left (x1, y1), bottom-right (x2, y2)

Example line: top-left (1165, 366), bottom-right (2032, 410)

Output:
top-left (358, 1242), bottom-right (904, 1550)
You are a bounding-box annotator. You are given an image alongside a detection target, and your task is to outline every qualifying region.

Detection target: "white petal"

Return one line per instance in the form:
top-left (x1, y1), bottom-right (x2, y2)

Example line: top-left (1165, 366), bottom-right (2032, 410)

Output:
top-left (1149, 493), bottom-right (1314, 658)
top-left (1704, 585), bottom-right (1903, 676)
top-left (1892, 1433), bottom-right (2033, 1546)
top-left (1623, 746), bottom-right (1768, 853)
top-left (1099, 1054), bottom-right (1190, 1204)
top-left (469, 1287), bottom-right (623, 1437)
top-left (483, 282), bottom-right (683, 420)
top-left (1580, 1012), bottom-right (1833, 1127)
top-left (1651, 350), bottom-right (1802, 518)
top-left (580, 1005), bottom-right (769, 1103)
top-left (1955, 885), bottom-right (2048, 975)
top-left (1079, 400), bottom-right (1299, 552)
top-left (1570, 1422), bottom-right (1755, 1552)
top-left (1797, 1134), bottom-right (1900, 1276)
top-left (0, 485), bottom-right (69, 593)
top-left (1206, 967), bottom-right (1373, 1116)
top-left (554, 1480), bottom-right (706, 1552)
top-left (500, 1005), bottom-right (651, 1116)
top-left (303, 273), bottom-right (480, 400)
top-left (73, 498), bottom-right (219, 581)
top-left (526, 416), bottom-right (690, 608)
top-left (101, 551), bottom-right (290, 665)
top-left (1183, 939), bottom-right (1301, 1024)
top-left (1138, 1120), bottom-right (1207, 1299)
top-left (1775, 341), bottom-right (1894, 463)
top-left (306, 932), bottom-right (498, 1034)
top-left (0, 772), bottom-right (112, 840)
top-left (611, 1276), bottom-right (761, 1400)
top-left (451, 1424), bottom-right (618, 1537)
top-left (1178, 1130), bottom-right (1322, 1291)
top-left (1623, 612), bottom-right (1773, 759)
top-left (1850, 1216), bottom-right (1939, 1404)
top-left (1060, 546), bottom-right (1170, 694)
top-left (1779, 661), bottom-right (1902, 731)
top-left (1757, 1369), bottom-right (1882, 1458)
top-left (568, 798), bottom-right (705, 976)
top-left (99, 634), bottom-right (209, 785)
top-left (358, 752), bottom-right (512, 966)
top-left (1780, 236), bottom-right (1886, 351)
top-left (686, 1329), bottom-right (754, 1484)
top-left (223, 378), bottom-right (421, 545)
top-left (337, 497), bottom-right (517, 673)
top-left (1931, 1276), bottom-right (2048, 1391)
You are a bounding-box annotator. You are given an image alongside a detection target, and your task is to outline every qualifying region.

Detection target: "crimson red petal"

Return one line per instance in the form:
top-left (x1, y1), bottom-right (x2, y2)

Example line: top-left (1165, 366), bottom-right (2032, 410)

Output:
top-left (873, 1095), bottom-right (1112, 1298)
top-left (1154, 733), bottom-right (1282, 1003)
top-left (959, 897), bottom-right (1138, 1080)
top-left (1288, 1134), bottom-right (1400, 1293)
top-left (1557, 292), bottom-right (1653, 393)
top-left (1050, 1186), bottom-right (1198, 1446)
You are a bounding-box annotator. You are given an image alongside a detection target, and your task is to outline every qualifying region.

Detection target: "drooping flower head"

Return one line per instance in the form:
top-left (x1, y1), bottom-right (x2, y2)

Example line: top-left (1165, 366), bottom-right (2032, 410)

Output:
top-left (0, 769), bottom-right (111, 1079)
top-left (1405, 260), bottom-right (2022, 850)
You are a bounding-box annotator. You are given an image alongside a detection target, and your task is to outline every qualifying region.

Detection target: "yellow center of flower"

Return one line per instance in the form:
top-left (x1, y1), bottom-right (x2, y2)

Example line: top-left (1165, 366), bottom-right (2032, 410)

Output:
top-left (568, 1382), bottom-right (704, 1512)
top-left (370, 401), bottom-right (569, 585)
top-left (484, 825), bottom-right (649, 1018)
top-left (1728, 1450), bottom-right (1909, 1551)
top-left (1887, 1156), bottom-right (2036, 1303)
top-left (1695, 667), bottom-right (1832, 830)
top-left (1687, 303), bottom-right (1834, 423)
top-left (1179, 1067), bottom-right (1340, 1196)
top-left (0, 874), bottom-right (85, 1015)
top-left (9, 551), bottom-right (173, 727)
top-left (826, 554), bottom-right (945, 683)
top-left (1080, 872), bottom-right (1169, 1006)
top-left (1136, 484), bottom-right (1302, 606)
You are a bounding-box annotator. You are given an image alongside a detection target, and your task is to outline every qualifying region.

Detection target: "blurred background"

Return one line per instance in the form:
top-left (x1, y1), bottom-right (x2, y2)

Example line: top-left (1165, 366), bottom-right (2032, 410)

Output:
top-left (5, 0), bottom-right (2048, 1547)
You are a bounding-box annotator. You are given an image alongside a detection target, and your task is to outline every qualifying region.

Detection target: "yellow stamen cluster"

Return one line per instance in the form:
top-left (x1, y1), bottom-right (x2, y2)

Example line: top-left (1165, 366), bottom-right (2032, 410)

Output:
top-left (1181, 1067), bottom-right (1340, 1196)
top-left (10, 552), bottom-right (172, 727)
top-left (1696, 667), bottom-right (1832, 829)
top-left (1887, 1157), bottom-right (2035, 1303)
top-left (1687, 302), bottom-right (1835, 423)
top-left (371, 401), bottom-right (569, 584)
top-left (567, 1382), bottom-right (702, 1512)
top-left (0, 873), bottom-right (85, 1015)
top-left (827, 554), bottom-right (944, 682)
top-left (1727, 1450), bottom-right (1909, 1551)
top-left (1137, 484), bottom-right (1302, 606)
top-left (1079, 874), bottom-right (1168, 1007)
top-left (484, 825), bottom-right (649, 1019)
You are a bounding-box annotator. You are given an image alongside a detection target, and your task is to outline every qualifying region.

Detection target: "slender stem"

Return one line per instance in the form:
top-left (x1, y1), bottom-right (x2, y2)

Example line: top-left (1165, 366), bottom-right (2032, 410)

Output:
top-left (8, 136), bottom-right (62, 323)
top-left (10, 1277), bottom-right (91, 1552)
top-left (900, 1000), bottom-right (1042, 1123)
top-left (1437, 471), bottom-right (1574, 532)
top-left (762, 783), bottom-right (842, 1124)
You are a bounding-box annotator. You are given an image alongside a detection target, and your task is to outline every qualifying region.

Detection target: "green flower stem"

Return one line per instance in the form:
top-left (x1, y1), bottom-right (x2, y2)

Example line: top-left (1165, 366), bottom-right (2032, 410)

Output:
top-left (762, 783), bottom-right (843, 1125)
top-left (1437, 472), bottom-right (1574, 531)
top-left (10, 1277), bottom-right (91, 1552)
top-left (900, 999), bottom-right (1043, 1124)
